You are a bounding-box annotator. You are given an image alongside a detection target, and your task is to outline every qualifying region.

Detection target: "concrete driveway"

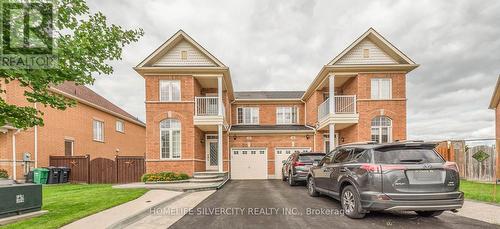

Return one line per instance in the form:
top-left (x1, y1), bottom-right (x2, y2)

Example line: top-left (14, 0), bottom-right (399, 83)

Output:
top-left (170, 180), bottom-right (499, 229)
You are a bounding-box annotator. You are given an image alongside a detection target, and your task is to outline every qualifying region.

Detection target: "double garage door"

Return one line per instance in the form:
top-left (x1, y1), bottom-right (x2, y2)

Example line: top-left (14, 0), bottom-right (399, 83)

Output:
top-left (230, 147), bottom-right (310, 180)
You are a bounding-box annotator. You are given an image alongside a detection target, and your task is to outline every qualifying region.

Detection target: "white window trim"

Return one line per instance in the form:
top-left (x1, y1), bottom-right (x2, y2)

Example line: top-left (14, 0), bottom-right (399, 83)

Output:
top-left (370, 78), bottom-right (392, 100)
top-left (371, 117), bottom-right (393, 143)
top-left (92, 120), bottom-right (105, 142)
top-left (160, 119), bottom-right (182, 160)
top-left (159, 80), bottom-right (181, 102)
top-left (276, 106), bottom-right (299, 125)
top-left (236, 107), bottom-right (259, 125)
top-left (115, 120), bottom-right (125, 133)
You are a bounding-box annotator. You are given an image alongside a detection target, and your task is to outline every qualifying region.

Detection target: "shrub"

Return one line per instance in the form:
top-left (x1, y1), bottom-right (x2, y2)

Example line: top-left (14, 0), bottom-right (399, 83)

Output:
top-left (0, 169), bottom-right (8, 179)
top-left (141, 171), bottom-right (190, 182)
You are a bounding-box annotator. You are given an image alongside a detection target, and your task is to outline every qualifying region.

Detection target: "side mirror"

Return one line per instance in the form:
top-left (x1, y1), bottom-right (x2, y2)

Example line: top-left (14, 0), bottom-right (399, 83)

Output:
top-left (312, 162), bottom-right (319, 167)
top-left (282, 160), bottom-right (287, 164)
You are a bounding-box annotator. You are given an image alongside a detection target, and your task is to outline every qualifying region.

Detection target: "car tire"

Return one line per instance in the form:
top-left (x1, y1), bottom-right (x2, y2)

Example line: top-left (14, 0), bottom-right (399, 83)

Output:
top-left (282, 170), bottom-right (286, 181)
top-left (307, 176), bottom-right (319, 197)
top-left (288, 171), bottom-right (296, 186)
top-left (415, 210), bottom-right (444, 217)
top-left (341, 185), bottom-right (366, 219)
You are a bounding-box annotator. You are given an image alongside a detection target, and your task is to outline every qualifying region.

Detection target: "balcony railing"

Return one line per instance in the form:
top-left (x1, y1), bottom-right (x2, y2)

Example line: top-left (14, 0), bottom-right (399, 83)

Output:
top-left (317, 95), bottom-right (357, 121)
top-left (195, 97), bottom-right (224, 116)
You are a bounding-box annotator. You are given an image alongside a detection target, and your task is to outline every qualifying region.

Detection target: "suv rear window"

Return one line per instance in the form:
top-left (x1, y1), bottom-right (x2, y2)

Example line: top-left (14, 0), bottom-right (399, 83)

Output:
top-left (299, 155), bottom-right (324, 163)
top-left (373, 148), bottom-right (444, 164)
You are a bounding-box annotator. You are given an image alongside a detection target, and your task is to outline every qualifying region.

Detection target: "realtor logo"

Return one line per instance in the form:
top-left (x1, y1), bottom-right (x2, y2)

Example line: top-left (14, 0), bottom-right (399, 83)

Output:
top-left (16, 194), bottom-right (25, 204)
top-left (0, 1), bottom-right (57, 68)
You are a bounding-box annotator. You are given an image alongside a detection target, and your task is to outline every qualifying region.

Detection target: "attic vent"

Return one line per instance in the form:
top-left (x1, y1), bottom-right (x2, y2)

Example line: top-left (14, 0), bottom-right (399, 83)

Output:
top-left (363, 48), bottom-right (370, 58)
top-left (180, 50), bottom-right (188, 60)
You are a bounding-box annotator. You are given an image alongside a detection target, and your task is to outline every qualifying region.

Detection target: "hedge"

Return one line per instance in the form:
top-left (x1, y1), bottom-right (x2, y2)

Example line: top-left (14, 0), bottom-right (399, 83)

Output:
top-left (0, 169), bottom-right (8, 179)
top-left (141, 171), bottom-right (189, 182)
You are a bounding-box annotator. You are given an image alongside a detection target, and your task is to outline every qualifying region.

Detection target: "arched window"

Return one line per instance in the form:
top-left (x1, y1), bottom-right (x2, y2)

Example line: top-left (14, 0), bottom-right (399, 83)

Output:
top-left (160, 119), bottom-right (181, 159)
top-left (371, 116), bottom-right (392, 143)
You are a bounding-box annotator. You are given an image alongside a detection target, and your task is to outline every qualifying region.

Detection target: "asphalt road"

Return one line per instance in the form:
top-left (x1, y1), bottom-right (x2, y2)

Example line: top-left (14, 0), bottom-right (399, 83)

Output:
top-left (170, 180), bottom-right (499, 229)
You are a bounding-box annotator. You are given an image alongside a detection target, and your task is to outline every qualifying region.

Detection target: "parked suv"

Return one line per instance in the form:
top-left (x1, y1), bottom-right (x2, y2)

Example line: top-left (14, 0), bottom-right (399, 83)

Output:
top-left (307, 142), bottom-right (464, 219)
top-left (282, 152), bottom-right (325, 186)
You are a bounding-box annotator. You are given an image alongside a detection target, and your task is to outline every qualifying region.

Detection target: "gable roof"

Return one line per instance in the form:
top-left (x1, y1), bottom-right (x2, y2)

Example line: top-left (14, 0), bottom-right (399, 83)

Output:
top-left (136, 30), bottom-right (226, 68)
top-left (234, 91), bottom-right (304, 100)
top-left (51, 82), bottom-right (145, 126)
top-left (328, 28), bottom-right (416, 66)
top-left (489, 75), bottom-right (500, 109)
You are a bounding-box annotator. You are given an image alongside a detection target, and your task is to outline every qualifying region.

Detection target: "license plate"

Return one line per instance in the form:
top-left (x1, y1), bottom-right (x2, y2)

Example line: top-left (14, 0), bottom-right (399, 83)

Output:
top-left (406, 170), bottom-right (444, 184)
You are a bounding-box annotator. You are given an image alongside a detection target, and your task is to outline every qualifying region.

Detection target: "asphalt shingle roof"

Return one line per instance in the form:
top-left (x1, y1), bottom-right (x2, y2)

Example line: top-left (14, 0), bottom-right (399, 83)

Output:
top-left (234, 91), bottom-right (304, 100)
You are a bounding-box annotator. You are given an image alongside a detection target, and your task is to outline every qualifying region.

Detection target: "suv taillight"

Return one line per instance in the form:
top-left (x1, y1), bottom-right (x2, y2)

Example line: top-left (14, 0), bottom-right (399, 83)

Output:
top-left (293, 161), bottom-right (305, 166)
top-left (444, 161), bottom-right (459, 172)
top-left (360, 164), bottom-right (380, 173)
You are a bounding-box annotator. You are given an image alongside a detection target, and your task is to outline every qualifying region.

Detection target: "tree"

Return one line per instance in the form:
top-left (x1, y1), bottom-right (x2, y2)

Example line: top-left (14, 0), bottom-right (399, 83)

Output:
top-left (0, 0), bottom-right (143, 129)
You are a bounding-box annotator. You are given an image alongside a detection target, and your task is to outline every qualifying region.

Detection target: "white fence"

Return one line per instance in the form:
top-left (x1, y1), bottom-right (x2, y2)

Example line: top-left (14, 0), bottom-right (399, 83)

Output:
top-left (195, 97), bottom-right (220, 116)
top-left (317, 95), bottom-right (357, 121)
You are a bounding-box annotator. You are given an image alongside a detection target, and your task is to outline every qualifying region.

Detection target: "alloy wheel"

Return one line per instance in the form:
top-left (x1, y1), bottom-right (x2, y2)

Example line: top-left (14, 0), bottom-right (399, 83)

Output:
top-left (308, 177), bottom-right (314, 194)
top-left (342, 190), bottom-right (355, 214)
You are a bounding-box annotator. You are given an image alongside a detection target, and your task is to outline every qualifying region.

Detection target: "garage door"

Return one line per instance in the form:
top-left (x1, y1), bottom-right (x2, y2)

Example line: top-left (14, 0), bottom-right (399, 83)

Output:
top-left (231, 148), bottom-right (267, 180)
top-left (275, 148), bottom-right (311, 179)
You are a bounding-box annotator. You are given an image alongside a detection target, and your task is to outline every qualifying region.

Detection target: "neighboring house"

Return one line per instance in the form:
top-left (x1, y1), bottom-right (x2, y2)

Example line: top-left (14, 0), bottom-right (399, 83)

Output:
top-left (489, 75), bottom-right (500, 180)
top-left (135, 28), bottom-right (418, 179)
top-left (0, 81), bottom-right (146, 180)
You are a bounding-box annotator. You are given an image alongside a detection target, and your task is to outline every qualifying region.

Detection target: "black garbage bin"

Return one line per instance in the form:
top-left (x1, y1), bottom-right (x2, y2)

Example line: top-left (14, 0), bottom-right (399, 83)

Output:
top-left (25, 171), bottom-right (34, 183)
top-left (46, 167), bottom-right (61, 184)
top-left (58, 167), bottom-right (70, 183)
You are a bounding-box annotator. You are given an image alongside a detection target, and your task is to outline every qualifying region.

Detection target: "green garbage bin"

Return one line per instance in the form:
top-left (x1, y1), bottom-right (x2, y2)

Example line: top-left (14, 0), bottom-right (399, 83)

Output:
top-left (33, 168), bottom-right (49, 184)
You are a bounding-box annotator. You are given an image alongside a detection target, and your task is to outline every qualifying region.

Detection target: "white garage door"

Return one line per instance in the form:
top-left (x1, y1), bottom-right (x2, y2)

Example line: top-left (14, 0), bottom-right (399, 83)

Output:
top-left (231, 148), bottom-right (267, 180)
top-left (274, 148), bottom-right (311, 179)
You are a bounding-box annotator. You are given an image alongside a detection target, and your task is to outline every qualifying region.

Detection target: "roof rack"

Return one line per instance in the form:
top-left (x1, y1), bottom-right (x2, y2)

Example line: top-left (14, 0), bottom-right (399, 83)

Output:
top-left (394, 140), bottom-right (425, 143)
top-left (340, 141), bottom-right (377, 146)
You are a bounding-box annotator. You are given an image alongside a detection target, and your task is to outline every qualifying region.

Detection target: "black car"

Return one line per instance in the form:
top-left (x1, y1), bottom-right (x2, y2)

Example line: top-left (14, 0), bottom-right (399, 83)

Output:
top-left (282, 152), bottom-right (325, 186)
top-left (306, 142), bottom-right (464, 219)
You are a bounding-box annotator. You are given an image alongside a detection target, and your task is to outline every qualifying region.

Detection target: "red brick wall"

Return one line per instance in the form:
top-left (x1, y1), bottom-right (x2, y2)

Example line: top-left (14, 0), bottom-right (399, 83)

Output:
top-left (231, 102), bottom-right (305, 125)
top-left (0, 81), bottom-right (146, 180)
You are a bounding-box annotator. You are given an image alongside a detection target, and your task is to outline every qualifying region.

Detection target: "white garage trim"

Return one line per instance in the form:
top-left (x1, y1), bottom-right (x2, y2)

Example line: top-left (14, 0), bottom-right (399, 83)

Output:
top-left (230, 147), bottom-right (268, 180)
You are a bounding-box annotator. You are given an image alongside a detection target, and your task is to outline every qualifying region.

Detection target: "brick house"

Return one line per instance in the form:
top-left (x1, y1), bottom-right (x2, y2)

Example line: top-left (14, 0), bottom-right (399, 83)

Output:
top-left (489, 75), bottom-right (500, 179)
top-left (135, 28), bottom-right (419, 179)
top-left (0, 81), bottom-right (146, 180)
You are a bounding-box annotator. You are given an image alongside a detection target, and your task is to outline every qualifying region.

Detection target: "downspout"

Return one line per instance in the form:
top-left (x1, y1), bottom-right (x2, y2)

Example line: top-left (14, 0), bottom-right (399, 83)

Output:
top-left (12, 129), bottom-right (20, 180)
top-left (34, 103), bottom-right (38, 168)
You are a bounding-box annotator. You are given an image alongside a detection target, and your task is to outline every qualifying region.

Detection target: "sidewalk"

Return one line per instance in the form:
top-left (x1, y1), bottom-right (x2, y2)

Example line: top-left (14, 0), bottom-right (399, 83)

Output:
top-left (447, 200), bottom-right (500, 225)
top-left (61, 190), bottom-right (183, 229)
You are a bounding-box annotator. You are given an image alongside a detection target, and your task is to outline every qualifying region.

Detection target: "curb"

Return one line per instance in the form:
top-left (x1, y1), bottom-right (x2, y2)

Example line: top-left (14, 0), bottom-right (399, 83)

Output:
top-left (107, 192), bottom-right (189, 229)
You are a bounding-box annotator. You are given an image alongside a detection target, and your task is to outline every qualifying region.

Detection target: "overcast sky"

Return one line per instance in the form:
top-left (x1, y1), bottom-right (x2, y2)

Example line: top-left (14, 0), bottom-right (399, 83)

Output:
top-left (86, 0), bottom-right (500, 140)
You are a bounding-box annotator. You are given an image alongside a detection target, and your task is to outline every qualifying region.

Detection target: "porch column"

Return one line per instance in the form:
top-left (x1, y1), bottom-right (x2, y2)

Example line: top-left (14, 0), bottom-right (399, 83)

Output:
top-left (217, 76), bottom-right (223, 116)
top-left (329, 123), bottom-right (335, 151)
top-left (217, 124), bottom-right (223, 172)
top-left (328, 74), bottom-right (335, 114)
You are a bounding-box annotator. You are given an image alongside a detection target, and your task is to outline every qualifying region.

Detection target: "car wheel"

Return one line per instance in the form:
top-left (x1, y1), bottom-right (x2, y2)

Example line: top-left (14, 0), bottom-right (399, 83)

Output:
top-left (307, 176), bottom-right (319, 197)
top-left (415, 210), bottom-right (444, 217)
top-left (288, 171), bottom-right (296, 186)
top-left (282, 169), bottom-right (287, 181)
top-left (341, 185), bottom-right (366, 219)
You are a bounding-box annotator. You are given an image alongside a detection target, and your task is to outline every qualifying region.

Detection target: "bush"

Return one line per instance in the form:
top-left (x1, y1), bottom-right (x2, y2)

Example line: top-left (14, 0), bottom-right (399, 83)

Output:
top-left (141, 171), bottom-right (190, 182)
top-left (0, 169), bottom-right (8, 179)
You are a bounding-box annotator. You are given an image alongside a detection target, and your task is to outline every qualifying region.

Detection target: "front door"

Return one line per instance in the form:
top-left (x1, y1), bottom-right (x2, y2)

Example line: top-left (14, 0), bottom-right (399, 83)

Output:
top-left (206, 135), bottom-right (218, 170)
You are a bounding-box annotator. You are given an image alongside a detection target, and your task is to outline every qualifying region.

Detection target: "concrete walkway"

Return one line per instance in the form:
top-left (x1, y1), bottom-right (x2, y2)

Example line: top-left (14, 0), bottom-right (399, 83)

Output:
top-left (113, 182), bottom-right (223, 192)
top-left (61, 190), bottom-right (183, 229)
top-left (126, 190), bottom-right (216, 229)
top-left (447, 200), bottom-right (500, 225)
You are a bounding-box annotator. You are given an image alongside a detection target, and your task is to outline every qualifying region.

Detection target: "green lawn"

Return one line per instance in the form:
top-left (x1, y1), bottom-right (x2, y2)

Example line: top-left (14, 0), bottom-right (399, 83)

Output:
top-left (460, 180), bottom-right (500, 204)
top-left (2, 184), bottom-right (147, 229)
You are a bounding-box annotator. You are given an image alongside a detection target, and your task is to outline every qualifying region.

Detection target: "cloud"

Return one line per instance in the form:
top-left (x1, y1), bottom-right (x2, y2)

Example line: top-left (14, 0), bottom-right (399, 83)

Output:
top-left (86, 0), bottom-right (500, 140)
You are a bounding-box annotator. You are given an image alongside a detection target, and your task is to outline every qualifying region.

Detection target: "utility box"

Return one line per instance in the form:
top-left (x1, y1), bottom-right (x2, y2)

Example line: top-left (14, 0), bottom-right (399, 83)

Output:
top-left (0, 181), bottom-right (42, 218)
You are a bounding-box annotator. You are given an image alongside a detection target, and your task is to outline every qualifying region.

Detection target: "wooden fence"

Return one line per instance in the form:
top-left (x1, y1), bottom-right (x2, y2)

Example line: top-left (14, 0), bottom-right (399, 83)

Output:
top-left (49, 155), bottom-right (145, 184)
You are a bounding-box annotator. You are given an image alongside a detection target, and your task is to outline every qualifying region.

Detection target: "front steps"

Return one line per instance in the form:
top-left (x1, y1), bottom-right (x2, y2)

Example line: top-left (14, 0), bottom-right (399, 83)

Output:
top-left (190, 171), bottom-right (227, 183)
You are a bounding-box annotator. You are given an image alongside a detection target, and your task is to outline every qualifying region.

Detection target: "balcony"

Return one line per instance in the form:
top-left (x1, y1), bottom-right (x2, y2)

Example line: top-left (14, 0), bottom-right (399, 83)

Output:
top-left (194, 96), bottom-right (226, 130)
top-left (317, 95), bottom-right (359, 130)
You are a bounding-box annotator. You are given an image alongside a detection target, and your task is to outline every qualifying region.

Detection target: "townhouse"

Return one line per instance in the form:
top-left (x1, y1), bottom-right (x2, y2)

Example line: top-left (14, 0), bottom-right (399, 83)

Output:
top-left (489, 75), bottom-right (500, 179)
top-left (0, 81), bottom-right (146, 180)
top-left (135, 28), bottom-right (419, 179)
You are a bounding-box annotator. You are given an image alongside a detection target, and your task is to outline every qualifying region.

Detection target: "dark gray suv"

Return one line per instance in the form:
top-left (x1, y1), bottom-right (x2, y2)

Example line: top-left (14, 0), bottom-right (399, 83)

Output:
top-left (307, 142), bottom-right (464, 219)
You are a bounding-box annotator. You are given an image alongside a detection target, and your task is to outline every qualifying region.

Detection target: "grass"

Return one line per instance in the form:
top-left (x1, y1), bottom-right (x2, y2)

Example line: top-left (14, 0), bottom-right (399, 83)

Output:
top-left (460, 180), bottom-right (500, 204)
top-left (2, 184), bottom-right (147, 229)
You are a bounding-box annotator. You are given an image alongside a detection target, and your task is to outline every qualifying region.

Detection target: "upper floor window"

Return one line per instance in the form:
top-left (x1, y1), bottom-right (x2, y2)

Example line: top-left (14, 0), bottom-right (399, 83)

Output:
top-left (237, 107), bottom-right (259, 124)
top-left (160, 119), bottom-right (181, 159)
top-left (115, 120), bottom-right (124, 133)
top-left (276, 107), bottom-right (298, 124)
top-left (371, 78), bottom-right (391, 99)
top-left (159, 80), bottom-right (181, 101)
top-left (93, 120), bottom-right (104, 142)
top-left (371, 116), bottom-right (392, 143)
